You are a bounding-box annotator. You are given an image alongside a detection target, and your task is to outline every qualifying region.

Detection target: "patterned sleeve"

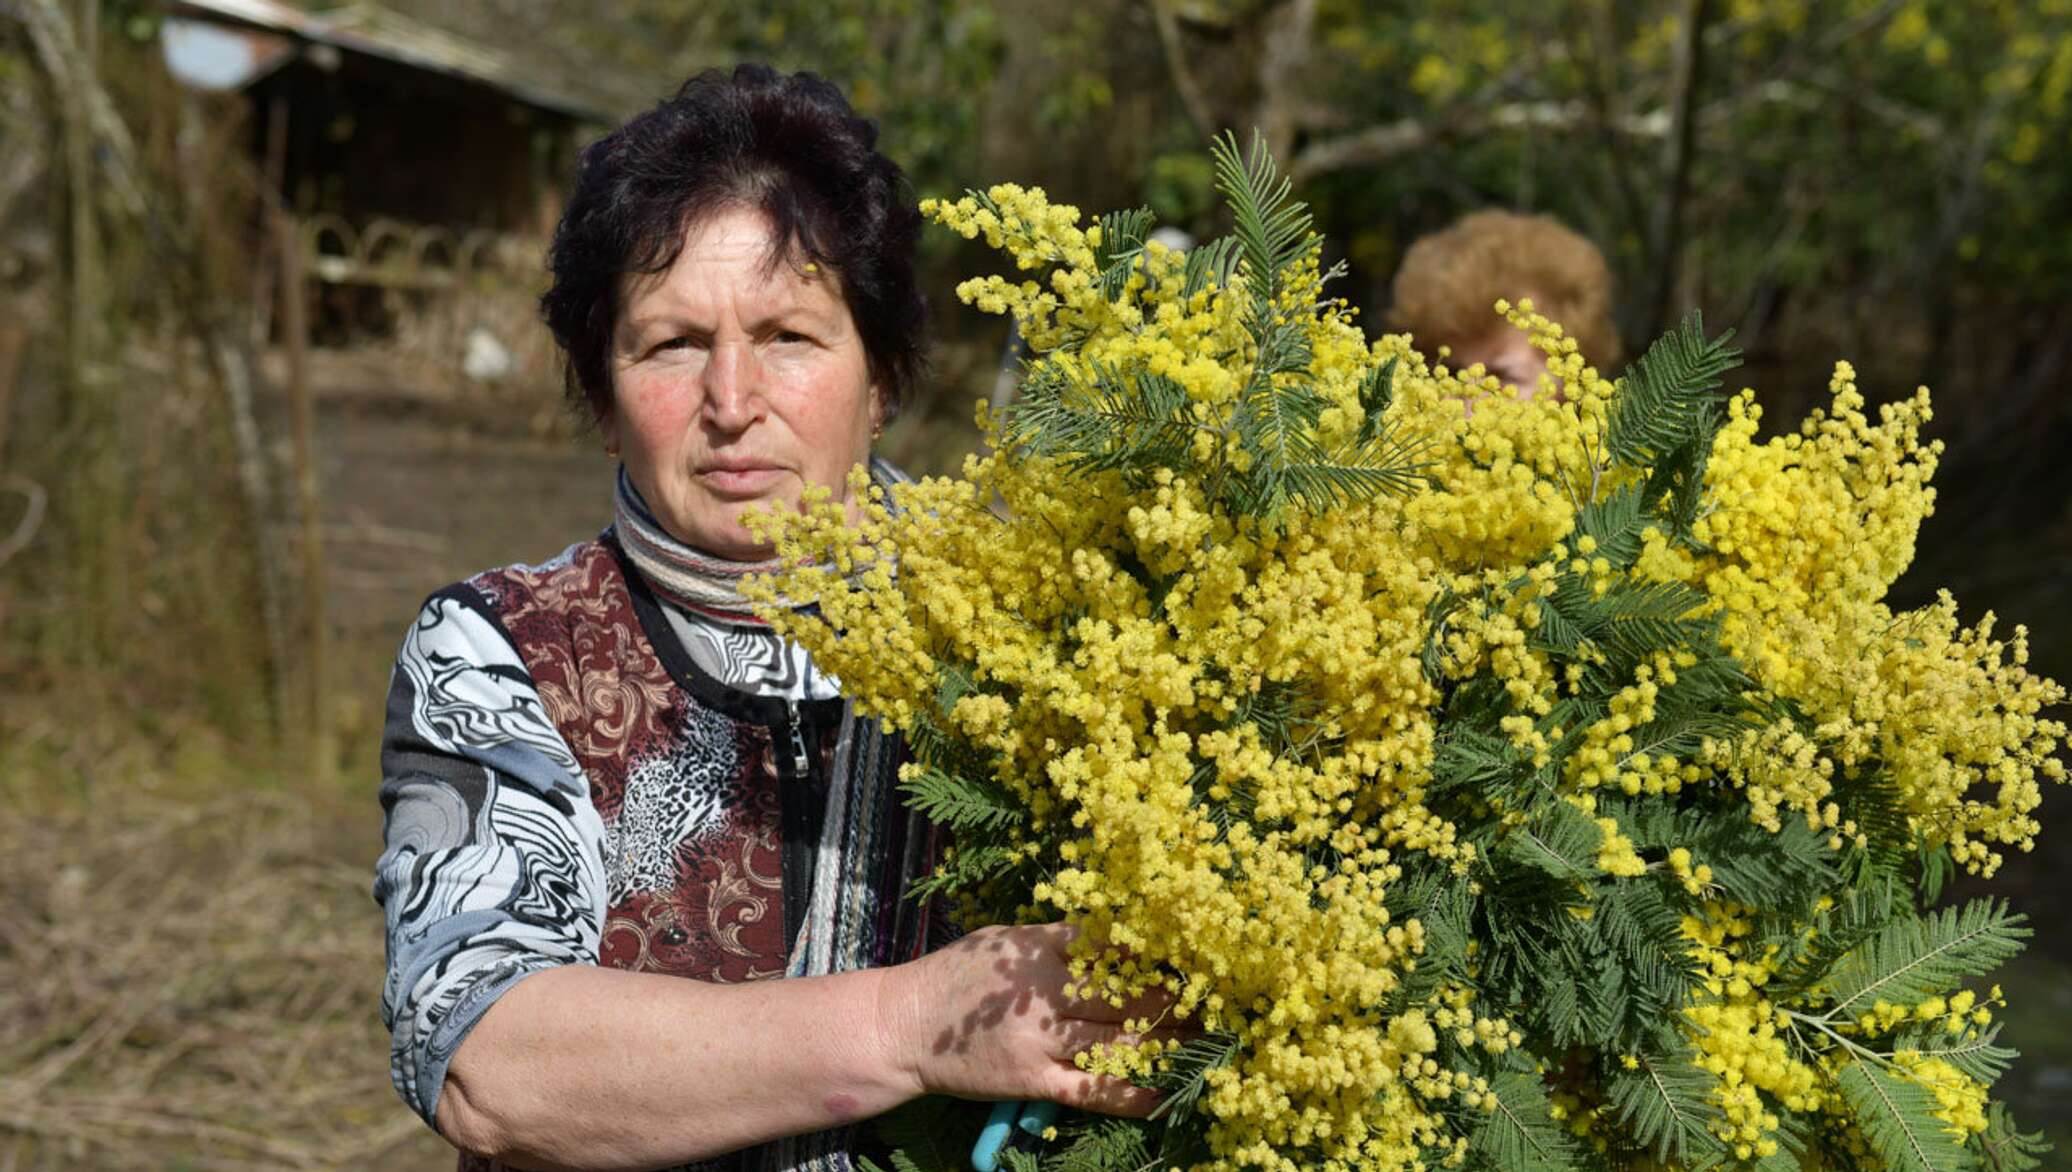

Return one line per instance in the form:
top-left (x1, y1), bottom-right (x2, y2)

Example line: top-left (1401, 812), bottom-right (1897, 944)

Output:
top-left (374, 586), bottom-right (609, 1130)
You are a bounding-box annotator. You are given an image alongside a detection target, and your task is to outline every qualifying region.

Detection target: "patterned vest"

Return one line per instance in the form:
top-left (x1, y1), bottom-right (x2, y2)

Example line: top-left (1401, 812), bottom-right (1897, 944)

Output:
top-left (440, 535), bottom-right (932, 1171)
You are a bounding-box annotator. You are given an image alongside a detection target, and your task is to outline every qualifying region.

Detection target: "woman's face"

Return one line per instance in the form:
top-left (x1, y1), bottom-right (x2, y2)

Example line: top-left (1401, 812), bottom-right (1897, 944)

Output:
top-left (1452, 322), bottom-right (1554, 402)
top-left (604, 206), bottom-right (881, 560)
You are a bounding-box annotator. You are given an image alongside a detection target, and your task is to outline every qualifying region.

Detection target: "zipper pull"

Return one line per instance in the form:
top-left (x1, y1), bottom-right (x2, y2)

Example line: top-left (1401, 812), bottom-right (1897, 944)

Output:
top-left (783, 699), bottom-right (811, 778)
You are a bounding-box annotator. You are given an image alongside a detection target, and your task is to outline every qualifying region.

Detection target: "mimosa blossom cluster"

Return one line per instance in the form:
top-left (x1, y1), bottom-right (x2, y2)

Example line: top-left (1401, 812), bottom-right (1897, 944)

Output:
top-left (748, 184), bottom-right (2066, 1170)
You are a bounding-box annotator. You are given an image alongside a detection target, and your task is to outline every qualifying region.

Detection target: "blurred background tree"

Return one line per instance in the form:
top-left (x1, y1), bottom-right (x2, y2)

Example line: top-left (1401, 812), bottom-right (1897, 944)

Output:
top-left (0, 0), bottom-right (2067, 1164)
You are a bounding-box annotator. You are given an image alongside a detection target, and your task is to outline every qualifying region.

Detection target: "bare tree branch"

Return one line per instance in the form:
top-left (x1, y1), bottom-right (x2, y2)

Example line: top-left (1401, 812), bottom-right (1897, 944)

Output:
top-left (0, 475), bottom-right (47, 569)
top-left (1289, 101), bottom-right (1671, 183)
top-left (1642, 0), bottom-right (1714, 340)
top-left (1254, 0), bottom-right (1316, 164)
top-left (1148, 0), bottom-right (1217, 142)
top-left (20, 0), bottom-right (294, 727)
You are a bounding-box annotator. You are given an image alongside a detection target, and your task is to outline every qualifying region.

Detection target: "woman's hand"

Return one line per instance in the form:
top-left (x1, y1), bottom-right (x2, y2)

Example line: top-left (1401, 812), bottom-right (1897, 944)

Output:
top-left (873, 923), bottom-right (1183, 1116)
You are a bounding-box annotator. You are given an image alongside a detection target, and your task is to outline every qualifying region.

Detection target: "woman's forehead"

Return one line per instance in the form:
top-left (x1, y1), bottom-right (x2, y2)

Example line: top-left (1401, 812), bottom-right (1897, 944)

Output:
top-left (621, 206), bottom-right (842, 317)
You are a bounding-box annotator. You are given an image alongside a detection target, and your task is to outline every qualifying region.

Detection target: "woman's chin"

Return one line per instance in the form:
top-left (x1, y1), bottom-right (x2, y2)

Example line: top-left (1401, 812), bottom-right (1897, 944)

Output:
top-left (699, 502), bottom-right (791, 561)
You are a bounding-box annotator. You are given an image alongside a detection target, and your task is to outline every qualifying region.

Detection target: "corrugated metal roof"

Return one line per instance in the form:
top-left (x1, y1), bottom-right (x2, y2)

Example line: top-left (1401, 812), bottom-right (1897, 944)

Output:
top-left (162, 0), bottom-right (612, 121)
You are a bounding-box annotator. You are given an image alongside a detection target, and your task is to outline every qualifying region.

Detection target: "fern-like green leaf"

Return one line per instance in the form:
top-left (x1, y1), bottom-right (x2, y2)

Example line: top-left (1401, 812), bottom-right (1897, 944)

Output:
top-left (1980, 1102), bottom-right (2050, 1171)
top-left (1002, 363), bottom-right (1211, 480)
top-left (1276, 442), bottom-right (1429, 512)
top-left (1836, 1055), bottom-right (1978, 1172)
top-left (1499, 800), bottom-right (1602, 882)
top-left (1209, 129), bottom-right (1314, 308)
top-left (1890, 1021), bottom-right (2018, 1085)
top-left (1603, 1051), bottom-right (1728, 1165)
top-left (899, 765), bottom-right (1026, 833)
top-left (1147, 1031), bottom-right (1241, 1126)
top-left (908, 840), bottom-right (1024, 901)
top-left (1594, 881), bottom-right (1703, 1041)
top-left (1604, 311), bottom-right (1740, 469)
top-left (1619, 799), bottom-right (1835, 916)
top-left (1044, 1116), bottom-right (1153, 1172)
top-left (1820, 899), bottom-right (2029, 1024)
top-left (1181, 235), bottom-right (1242, 298)
top-left (1471, 1071), bottom-right (1588, 1171)
top-left (1573, 482), bottom-right (1651, 568)
top-left (1094, 207), bottom-right (1155, 302)
top-left (1356, 355), bottom-right (1399, 444)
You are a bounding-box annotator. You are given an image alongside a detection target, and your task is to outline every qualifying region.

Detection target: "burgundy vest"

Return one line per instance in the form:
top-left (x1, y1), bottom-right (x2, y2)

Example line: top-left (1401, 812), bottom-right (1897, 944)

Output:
top-left (458, 536), bottom-right (859, 1171)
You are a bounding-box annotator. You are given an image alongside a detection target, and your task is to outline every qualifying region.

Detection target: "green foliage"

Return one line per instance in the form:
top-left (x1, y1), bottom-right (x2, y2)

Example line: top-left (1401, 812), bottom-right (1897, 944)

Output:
top-left (1980, 1102), bottom-right (2051, 1172)
top-left (1621, 800), bottom-right (1837, 918)
top-left (1041, 1117), bottom-right (1154, 1172)
top-left (1181, 235), bottom-right (1243, 299)
top-left (999, 129), bottom-right (1426, 522)
top-left (1145, 1032), bottom-right (1241, 1126)
top-left (1003, 363), bottom-right (1207, 483)
top-left (1603, 312), bottom-right (1739, 472)
top-left (1891, 1022), bottom-right (2019, 1085)
top-left (1819, 899), bottom-right (2030, 1025)
top-left (1838, 1056), bottom-right (1977, 1172)
top-left (1601, 1051), bottom-right (1728, 1166)
top-left (1210, 129), bottom-right (1316, 312)
top-left (1470, 1071), bottom-right (1588, 1171)
top-left (1210, 130), bottom-right (1428, 517)
top-left (899, 765), bottom-right (1025, 832)
top-left (867, 1095), bottom-right (995, 1172)
top-left (1092, 206), bottom-right (1155, 301)
top-left (1572, 483), bottom-right (1651, 567)
top-left (1356, 355), bottom-right (1399, 444)
top-left (1497, 798), bottom-right (1601, 882)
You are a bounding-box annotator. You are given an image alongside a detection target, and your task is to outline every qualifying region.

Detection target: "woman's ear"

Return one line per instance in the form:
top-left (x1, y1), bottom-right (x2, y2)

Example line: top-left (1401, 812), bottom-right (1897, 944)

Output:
top-left (599, 406), bottom-right (621, 458)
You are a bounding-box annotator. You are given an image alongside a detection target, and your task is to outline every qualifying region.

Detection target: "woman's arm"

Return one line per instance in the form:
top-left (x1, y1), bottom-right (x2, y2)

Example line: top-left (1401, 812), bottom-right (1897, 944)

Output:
top-left (379, 592), bottom-right (1165, 1170)
top-left (439, 923), bottom-right (1162, 1171)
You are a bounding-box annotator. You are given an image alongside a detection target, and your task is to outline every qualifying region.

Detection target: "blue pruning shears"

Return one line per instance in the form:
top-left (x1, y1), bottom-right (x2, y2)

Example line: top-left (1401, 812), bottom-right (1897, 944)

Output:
top-left (970, 1099), bottom-right (1060, 1172)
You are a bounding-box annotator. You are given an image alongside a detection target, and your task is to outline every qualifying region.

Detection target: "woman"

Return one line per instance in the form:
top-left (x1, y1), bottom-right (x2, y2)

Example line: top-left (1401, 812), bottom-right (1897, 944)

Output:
top-left (375, 66), bottom-right (1162, 1172)
top-left (1388, 209), bottom-right (1623, 399)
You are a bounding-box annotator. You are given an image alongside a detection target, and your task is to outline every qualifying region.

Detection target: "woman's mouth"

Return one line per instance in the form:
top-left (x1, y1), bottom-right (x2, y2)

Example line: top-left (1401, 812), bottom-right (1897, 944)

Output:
top-left (697, 464), bottom-right (788, 497)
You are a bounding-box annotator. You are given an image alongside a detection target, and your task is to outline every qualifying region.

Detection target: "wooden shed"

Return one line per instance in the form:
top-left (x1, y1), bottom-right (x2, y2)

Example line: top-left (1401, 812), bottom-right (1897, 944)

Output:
top-left (158, 0), bottom-right (611, 337)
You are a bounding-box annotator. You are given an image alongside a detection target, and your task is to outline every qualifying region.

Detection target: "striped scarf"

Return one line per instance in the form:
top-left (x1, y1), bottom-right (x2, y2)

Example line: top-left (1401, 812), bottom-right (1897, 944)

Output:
top-left (613, 462), bottom-right (904, 625)
top-left (611, 461), bottom-right (932, 1172)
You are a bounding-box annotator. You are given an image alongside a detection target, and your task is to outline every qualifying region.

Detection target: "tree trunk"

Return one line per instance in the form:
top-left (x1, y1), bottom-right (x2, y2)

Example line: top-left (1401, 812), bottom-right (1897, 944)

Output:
top-left (1641, 0), bottom-right (1714, 341)
top-left (276, 206), bottom-right (330, 778)
top-left (23, 0), bottom-right (293, 732)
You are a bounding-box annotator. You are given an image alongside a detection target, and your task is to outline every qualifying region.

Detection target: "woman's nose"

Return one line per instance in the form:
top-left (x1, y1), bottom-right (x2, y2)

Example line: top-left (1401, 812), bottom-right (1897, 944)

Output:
top-left (700, 341), bottom-right (764, 432)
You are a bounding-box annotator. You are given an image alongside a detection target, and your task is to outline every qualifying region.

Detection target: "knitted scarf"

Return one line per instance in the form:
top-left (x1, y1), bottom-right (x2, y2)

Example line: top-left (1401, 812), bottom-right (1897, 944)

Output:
top-left (612, 460), bottom-right (931, 1172)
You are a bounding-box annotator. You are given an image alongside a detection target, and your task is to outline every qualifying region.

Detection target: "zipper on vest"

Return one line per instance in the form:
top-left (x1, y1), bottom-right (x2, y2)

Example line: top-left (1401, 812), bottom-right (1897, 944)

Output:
top-left (782, 699), bottom-right (811, 779)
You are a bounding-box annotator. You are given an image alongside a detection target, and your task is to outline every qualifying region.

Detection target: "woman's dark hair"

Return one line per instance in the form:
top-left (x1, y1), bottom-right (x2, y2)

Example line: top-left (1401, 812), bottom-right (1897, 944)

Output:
top-left (541, 65), bottom-right (927, 423)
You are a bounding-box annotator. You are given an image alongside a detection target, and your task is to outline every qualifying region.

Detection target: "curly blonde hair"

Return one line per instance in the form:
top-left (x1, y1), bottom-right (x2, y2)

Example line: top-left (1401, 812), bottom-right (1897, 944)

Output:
top-left (1388, 210), bottom-right (1623, 370)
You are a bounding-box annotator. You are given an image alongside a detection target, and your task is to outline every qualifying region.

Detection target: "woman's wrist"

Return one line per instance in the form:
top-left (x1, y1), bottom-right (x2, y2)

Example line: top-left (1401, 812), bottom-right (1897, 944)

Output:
top-left (862, 959), bottom-right (930, 1104)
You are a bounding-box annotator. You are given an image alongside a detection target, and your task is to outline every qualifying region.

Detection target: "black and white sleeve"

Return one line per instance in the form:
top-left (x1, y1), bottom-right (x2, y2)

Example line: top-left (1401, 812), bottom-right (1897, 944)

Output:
top-left (373, 587), bottom-right (607, 1130)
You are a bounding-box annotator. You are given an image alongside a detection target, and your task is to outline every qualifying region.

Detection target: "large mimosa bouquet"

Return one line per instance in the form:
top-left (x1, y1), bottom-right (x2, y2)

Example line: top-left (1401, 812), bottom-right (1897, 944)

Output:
top-left (750, 136), bottom-right (2068, 1172)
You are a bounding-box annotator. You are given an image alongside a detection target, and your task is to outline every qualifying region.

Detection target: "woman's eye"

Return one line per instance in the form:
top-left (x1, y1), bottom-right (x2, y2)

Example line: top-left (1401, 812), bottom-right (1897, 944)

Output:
top-left (775, 330), bottom-right (811, 345)
top-left (650, 334), bottom-right (701, 357)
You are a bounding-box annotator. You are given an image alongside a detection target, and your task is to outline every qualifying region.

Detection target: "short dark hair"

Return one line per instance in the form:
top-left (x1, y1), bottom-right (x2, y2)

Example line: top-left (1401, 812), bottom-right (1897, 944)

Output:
top-left (541, 65), bottom-right (927, 423)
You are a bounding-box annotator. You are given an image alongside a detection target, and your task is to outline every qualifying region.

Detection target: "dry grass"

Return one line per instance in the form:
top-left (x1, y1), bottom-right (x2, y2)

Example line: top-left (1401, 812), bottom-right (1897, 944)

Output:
top-left (0, 710), bottom-right (452, 1171)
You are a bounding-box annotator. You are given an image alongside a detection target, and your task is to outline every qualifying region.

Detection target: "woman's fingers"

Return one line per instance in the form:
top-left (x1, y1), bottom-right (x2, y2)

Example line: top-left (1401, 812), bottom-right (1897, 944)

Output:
top-left (1044, 1015), bottom-right (1135, 1057)
top-left (1044, 1066), bottom-right (1167, 1118)
top-left (1055, 978), bottom-right (1184, 1025)
top-left (1042, 1014), bottom-right (1201, 1059)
